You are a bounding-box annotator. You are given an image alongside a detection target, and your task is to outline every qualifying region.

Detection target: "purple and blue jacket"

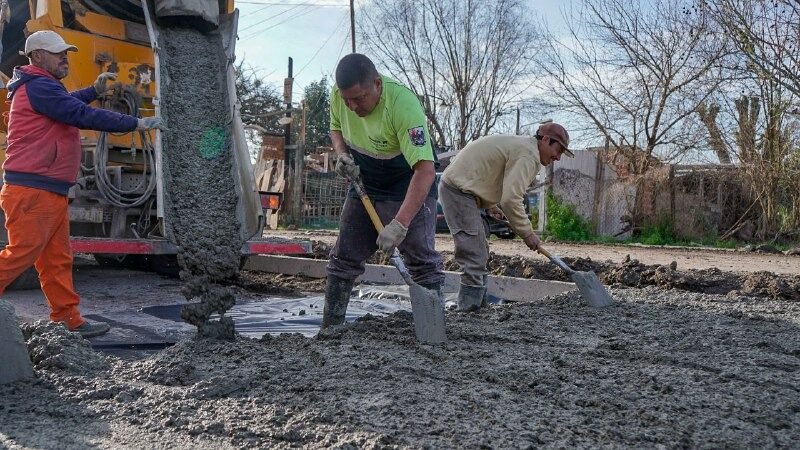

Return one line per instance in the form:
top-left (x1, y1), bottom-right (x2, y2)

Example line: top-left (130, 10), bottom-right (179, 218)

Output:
top-left (3, 65), bottom-right (139, 195)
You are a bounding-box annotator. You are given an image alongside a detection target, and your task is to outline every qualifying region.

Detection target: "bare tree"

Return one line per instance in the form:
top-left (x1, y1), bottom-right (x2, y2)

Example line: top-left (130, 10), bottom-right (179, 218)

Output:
top-left (698, 1), bottom-right (800, 238)
top-left (359, 0), bottom-right (540, 149)
top-left (704, 0), bottom-right (800, 98)
top-left (536, 0), bottom-right (729, 174)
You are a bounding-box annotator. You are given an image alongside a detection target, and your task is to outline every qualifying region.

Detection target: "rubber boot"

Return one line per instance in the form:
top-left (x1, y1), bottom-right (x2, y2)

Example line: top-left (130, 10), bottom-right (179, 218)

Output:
top-left (481, 274), bottom-right (489, 307)
top-left (320, 275), bottom-right (354, 329)
top-left (457, 283), bottom-right (487, 312)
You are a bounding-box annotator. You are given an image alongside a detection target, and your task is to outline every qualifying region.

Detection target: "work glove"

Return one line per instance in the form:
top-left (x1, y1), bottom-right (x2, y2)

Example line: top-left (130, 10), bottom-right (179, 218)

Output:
top-left (523, 232), bottom-right (541, 251)
top-left (94, 72), bottom-right (117, 96)
top-left (377, 219), bottom-right (408, 253)
top-left (335, 153), bottom-right (360, 181)
top-left (137, 117), bottom-right (166, 131)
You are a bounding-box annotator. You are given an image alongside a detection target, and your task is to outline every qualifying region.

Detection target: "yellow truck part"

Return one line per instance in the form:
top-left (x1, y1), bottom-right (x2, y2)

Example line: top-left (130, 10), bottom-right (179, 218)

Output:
top-left (0, 0), bottom-right (278, 283)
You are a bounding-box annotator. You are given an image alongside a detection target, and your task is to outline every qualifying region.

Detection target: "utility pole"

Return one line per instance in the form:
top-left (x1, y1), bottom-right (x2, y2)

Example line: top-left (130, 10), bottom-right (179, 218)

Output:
top-left (515, 107), bottom-right (520, 135)
top-left (283, 57), bottom-right (293, 149)
top-left (300, 100), bottom-right (307, 145)
top-left (350, 0), bottom-right (356, 53)
top-left (282, 57), bottom-right (295, 225)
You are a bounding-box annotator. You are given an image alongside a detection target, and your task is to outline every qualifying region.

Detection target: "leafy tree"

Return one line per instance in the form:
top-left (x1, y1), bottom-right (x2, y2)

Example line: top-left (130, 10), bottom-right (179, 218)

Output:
top-left (302, 77), bottom-right (331, 150)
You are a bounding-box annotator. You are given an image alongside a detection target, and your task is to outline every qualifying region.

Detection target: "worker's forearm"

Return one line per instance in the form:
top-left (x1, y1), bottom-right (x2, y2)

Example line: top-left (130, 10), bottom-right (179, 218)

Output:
top-left (330, 131), bottom-right (347, 155)
top-left (395, 161), bottom-right (435, 227)
top-left (500, 197), bottom-right (533, 239)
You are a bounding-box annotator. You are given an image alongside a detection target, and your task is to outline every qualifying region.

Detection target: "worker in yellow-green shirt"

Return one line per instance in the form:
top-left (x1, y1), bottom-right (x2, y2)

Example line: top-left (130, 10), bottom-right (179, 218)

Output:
top-left (321, 53), bottom-right (444, 329)
top-left (440, 123), bottom-right (574, 311)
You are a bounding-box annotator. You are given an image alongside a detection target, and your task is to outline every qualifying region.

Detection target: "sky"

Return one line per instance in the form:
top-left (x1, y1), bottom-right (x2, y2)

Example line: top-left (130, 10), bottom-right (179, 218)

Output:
top-left (234, 0), bottom-right (570, 95)
top-left (235, 0), bottom-right (356, 95)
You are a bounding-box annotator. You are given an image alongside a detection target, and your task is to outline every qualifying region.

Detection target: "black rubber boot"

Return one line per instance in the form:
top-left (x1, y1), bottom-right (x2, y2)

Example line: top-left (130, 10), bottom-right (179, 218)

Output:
top-left (457, 283), bottom-right (487, 312)
top-left (320, 275), bottom-right (354, 329)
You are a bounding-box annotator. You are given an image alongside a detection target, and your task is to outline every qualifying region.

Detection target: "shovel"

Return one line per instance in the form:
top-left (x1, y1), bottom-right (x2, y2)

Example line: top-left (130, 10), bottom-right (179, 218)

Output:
top-left (349, 178), bottom-right (447, 344)
top-left (537, 246), bottom-right (614, 308)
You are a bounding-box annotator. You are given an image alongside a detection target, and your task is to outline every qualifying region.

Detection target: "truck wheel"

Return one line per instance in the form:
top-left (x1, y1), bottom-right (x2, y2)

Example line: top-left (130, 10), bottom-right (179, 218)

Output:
top-left (7, 266), bottom-right (40, 291)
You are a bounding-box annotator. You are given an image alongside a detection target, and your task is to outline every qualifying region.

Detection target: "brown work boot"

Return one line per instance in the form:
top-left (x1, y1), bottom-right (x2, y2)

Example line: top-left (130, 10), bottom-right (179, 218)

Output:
top-left (72, 320), bottom-right (111, 338)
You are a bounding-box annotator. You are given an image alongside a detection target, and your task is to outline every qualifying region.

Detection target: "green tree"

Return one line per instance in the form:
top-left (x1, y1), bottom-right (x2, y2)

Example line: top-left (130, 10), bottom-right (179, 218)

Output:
top-left (302, 77), bottom-right (331, 150)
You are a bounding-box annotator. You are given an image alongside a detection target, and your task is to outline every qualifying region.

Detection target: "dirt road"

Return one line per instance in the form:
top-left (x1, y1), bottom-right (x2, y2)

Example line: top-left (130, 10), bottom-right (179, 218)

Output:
top-left (270, 229), bottom-right (800, 276)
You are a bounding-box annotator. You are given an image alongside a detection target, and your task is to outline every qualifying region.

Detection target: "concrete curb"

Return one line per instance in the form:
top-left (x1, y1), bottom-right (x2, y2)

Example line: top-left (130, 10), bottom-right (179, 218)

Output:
top-left (244, 255), bottom-right (576, 302)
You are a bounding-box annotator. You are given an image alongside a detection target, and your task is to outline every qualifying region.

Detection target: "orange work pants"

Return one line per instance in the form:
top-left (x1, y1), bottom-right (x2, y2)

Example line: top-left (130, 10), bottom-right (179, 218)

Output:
top-left (0, 184), bottom-right (84, 329)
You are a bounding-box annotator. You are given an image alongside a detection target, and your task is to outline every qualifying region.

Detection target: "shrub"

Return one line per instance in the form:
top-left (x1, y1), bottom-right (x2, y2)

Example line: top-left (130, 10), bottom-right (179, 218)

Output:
top-left (545, 191), bottom-right (594, 241)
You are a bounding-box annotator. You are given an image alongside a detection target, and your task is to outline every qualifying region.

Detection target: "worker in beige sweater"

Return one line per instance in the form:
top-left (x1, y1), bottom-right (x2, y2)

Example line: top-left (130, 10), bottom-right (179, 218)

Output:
top-left (439, 122), bottom-right (574, 311)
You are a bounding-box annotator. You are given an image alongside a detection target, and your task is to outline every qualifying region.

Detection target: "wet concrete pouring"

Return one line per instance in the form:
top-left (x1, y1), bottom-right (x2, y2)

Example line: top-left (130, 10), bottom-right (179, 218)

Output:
top-left (158, 25), bottom-right (242, 339)
top-left (2, 255), bottom-right (800, 448)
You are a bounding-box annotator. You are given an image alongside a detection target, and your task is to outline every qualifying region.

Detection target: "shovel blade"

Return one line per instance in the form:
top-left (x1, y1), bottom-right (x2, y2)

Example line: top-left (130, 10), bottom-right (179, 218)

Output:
top-left (571, 271), bottom-right (614, 308)
top-left (409, 284), bottom-right (447, 344)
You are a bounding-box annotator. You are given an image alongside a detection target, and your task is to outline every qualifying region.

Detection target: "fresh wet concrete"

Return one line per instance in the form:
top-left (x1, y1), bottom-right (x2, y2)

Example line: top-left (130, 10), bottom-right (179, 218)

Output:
top-left (2, 274), bottom-right (799, 448)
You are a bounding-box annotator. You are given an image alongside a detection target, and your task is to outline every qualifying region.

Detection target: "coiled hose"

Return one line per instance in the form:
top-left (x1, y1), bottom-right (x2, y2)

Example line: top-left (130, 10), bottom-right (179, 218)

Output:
top-left (92, 87), bottom-right (158, 208)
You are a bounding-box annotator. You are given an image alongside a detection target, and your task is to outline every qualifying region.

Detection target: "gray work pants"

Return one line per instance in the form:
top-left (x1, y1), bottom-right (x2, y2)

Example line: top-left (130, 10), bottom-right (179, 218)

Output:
top-left (327, 195), bottom-right (444, 286)
top-left (438, 182), bottom-right (489, 287)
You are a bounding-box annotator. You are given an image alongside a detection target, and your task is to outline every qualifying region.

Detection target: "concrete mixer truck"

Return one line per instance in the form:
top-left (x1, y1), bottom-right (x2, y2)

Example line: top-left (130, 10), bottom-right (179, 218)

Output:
top-left (0, 0), bottom-right (307, 288)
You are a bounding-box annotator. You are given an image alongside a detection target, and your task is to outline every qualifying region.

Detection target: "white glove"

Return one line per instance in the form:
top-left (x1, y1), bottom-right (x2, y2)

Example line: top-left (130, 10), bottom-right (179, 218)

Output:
top-left (94, 72), bottom-right (117, 96)
top-left (137, 117), bottom-right (166, 131)
top-left (335, 153), bottom-right (360, 181)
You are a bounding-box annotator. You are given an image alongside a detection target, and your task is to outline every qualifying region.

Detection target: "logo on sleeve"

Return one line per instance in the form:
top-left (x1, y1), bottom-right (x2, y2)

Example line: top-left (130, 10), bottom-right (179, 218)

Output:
top-left (407, 126), bottom-right (426, 147)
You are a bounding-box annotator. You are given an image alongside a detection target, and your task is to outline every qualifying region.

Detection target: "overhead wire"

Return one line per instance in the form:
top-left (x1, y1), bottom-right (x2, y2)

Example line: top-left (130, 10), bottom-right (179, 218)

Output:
top-left (294, 12), bottom-right (349, 77)
top-left (240, 4), bottom-right (319, 40)
top-left (237, 1), bottom-right (347, 5)
top-left (237, 5), bottom-right (308, 33)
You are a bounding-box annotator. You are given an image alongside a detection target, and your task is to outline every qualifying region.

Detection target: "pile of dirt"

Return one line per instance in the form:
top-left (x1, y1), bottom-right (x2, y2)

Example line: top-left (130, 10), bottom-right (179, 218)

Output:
top-left (465, 253), bottom-right (800, 301)
top-left (235, 271), bottom-right (327, 296)
top-left (20, 321), bottom-right (108, 374)
top-left (2, 286), bottom-right (799, 448)
top-left (159, 26), bottom-right (242, 339)
top-left (313, 239), bottom-right (800, 300)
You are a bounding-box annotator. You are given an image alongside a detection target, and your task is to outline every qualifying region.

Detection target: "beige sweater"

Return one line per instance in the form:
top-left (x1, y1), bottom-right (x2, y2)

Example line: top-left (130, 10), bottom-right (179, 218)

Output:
top-left (441, 135), bottom-right (541, 238)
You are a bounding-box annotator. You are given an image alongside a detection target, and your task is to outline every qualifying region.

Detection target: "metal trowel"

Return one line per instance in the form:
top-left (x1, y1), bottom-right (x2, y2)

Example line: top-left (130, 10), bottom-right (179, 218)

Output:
top-left (350, 178), bottom-right (447, 344)
top-left (538, 246), bottom-right (614, 308)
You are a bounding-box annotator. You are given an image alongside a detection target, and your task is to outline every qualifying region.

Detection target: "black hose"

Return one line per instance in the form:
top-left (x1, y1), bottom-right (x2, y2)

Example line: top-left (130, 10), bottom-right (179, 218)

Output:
top-left (93, 87), bottom-right (158, 208)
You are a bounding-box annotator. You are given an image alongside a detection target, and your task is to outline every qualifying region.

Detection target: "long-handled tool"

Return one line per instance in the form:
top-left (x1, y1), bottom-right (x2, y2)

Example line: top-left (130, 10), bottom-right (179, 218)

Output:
top-left (350, 179), bottom-right (447, 344)
top-left (538, 246), bottom-right (614, 308)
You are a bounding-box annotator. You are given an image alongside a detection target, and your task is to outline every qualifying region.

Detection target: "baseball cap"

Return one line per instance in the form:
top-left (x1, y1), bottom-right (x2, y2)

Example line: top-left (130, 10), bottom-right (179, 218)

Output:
top-left (537, 122), bottom-right (575, 157)
top-left (20, 30), bottom-right (78, 56)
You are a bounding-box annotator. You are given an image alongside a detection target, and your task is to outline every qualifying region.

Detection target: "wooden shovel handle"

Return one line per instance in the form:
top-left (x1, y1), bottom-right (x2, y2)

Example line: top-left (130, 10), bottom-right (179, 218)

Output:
top-left (537, 246), bottom-right (552, 259)
top-left (359, 195), bottom-right (384, 233)
top-left (349, 177), bottom-right (385, 233)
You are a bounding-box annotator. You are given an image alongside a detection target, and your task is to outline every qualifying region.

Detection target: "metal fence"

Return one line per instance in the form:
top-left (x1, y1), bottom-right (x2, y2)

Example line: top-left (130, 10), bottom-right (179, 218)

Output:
top-left (301, 171), bottom-right (347, 228)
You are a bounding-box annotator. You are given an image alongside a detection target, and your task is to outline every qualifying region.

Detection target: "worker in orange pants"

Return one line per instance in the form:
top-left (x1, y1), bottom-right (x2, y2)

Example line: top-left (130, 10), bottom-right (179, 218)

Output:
top-left (0, 184), bottom-right (93, 332)
top-left (1, 31), bottom-right (164, 338)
